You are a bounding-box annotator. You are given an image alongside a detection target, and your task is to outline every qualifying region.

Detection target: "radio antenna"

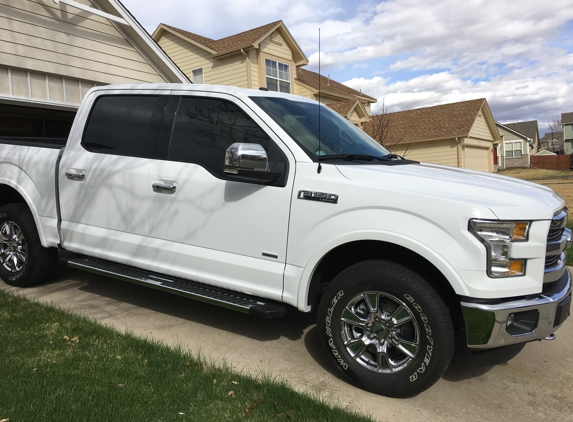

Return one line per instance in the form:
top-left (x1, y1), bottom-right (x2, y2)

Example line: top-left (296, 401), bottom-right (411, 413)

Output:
top-left (317, 28), bottom-right (322, 174)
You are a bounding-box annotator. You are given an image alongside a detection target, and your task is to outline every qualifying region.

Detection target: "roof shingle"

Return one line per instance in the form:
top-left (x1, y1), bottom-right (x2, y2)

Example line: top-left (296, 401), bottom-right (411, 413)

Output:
top-left (162, 21), bottom-right (282, 53)
top-left (364, 99), bottom-right (486, 145)
top-left (296, 68), bottom-right (376, 102)
top-left (504, 121), bottom-right (539, 141)
top-left (562, 112), bottom-right (573, 125)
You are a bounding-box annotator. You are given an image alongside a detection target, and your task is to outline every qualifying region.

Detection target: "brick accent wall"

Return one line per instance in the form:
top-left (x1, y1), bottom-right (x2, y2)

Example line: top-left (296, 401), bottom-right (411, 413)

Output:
top-left (504, 155), bottom-right (529, 168)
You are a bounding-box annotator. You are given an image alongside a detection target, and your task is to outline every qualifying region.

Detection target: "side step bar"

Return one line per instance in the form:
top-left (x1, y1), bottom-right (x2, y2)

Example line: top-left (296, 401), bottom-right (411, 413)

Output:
top-left (67, 257), bottom-right (287, 319)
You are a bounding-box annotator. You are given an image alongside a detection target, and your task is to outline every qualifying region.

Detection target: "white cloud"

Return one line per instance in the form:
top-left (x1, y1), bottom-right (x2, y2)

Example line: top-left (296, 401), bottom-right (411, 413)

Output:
top-left (120, 0), bottom-right (573, 131)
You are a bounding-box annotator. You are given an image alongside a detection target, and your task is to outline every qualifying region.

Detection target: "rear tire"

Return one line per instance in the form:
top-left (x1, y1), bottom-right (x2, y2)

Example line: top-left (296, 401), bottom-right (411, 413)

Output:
top-left (317, 260), bottom-right (454, 397)
top-left (0, 203), bottom-right (57, 287)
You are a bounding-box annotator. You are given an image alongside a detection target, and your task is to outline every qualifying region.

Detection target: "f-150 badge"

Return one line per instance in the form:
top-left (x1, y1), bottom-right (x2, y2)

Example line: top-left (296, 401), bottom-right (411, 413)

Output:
top-left (298, 190), bottom-right (338, 204)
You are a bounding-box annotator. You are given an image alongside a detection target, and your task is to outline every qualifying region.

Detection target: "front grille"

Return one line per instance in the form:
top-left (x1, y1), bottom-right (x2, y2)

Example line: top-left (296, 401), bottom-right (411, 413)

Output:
top-left (546, 254), bottom-right (560, 268)
top-left (544, 209), bottom-right (570, 283)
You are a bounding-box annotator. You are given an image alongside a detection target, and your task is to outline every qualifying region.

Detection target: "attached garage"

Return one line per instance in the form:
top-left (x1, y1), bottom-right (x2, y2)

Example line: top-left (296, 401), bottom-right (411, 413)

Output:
top-left (365, 98), bottom-right (500, 172)
top-left (464, 146), bottom-right (490, 172)
top-left (0, 0), bottom-right (188, 140)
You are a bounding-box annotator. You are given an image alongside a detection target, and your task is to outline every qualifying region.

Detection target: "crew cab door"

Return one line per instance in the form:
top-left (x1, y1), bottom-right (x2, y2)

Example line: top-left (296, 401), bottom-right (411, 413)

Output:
top-left (58, 92), bottom-right (167, 263)
top-left (145, 92), bottom-right (294, 300)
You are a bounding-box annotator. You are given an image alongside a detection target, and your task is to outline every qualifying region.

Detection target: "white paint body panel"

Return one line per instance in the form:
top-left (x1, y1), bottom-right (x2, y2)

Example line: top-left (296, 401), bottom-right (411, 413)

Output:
top-left (0, 84), bottom-right (566, 313)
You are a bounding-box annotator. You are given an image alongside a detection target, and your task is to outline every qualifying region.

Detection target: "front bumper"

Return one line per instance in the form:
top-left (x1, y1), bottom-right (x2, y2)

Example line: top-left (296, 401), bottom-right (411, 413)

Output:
top-left (460, 269), bottom-right (571, 348)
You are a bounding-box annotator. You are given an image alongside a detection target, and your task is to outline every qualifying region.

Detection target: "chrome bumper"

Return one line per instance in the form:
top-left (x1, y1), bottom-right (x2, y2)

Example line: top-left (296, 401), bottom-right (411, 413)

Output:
top-left (460, 269), bottom-right (571, 348)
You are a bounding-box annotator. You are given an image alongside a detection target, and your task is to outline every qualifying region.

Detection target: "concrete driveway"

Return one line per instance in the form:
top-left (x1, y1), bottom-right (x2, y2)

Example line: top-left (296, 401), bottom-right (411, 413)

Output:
top-left (2, 261), bottom-right (572, 422)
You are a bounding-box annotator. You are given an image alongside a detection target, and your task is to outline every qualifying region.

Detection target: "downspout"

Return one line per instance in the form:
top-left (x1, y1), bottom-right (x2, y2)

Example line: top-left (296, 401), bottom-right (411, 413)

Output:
top-left (241, 49), bottom-right (252, 89)
top-left (456, 137), bottom-right (463, 168)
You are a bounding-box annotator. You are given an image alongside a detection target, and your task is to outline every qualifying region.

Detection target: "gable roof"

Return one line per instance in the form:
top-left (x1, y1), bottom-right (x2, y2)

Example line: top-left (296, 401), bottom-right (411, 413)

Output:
top-left (155, 21), bottom-right (308, 64)
top-left (364, 99), bottom-right (494, 144)
top-left (79, 0), bottom-right (189, 83)
top-left (503, 120), bottom-right (539, 142)
top-left (496, 122), bottom-right (531, 142)
top-left (562, 112), bottom-right (573, 125)
top-left (296, 68), bottom-right (376, 103)
top-left (327, 99), bottom-right (370, 121)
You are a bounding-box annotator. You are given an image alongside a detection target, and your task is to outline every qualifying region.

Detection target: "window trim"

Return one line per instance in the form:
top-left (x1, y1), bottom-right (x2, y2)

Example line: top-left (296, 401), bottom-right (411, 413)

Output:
top-left (258, 53), bottom-right (293, 93)
top-left (191, 68), bottom-right (204, 84)
top-left (504, 140), bottom-right (523, 158)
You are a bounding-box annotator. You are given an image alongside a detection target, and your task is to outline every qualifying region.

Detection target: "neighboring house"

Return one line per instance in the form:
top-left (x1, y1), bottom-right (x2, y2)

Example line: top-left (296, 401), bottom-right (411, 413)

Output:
top-left (364, 99), bottom-right (500, 172)
top-left (540, 132), bottom-right (563, 154)
top-left (495, 122), bottom-right (535, 169)
top-left (503, 121), bottom-right (540, 154)
top-left (563, 112), bottom-right (573, 154)
top-left (152, 21), bottom-right (376, 128)
top-left (0, 0), bottom-right (188, 137)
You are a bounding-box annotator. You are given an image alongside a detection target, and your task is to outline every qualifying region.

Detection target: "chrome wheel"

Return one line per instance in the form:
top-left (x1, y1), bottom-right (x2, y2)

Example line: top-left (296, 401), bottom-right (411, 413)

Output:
top-left (340, 291), bottom-right (420, 374)
top-left (0, 221), bottom-right (28, 273)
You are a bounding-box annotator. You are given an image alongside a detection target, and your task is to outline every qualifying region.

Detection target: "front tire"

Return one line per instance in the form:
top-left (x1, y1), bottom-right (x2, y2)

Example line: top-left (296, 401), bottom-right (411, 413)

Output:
top-left (0, 203), bottom-right (57, 287)
top-left (317, 260), bottom-right (454, 397)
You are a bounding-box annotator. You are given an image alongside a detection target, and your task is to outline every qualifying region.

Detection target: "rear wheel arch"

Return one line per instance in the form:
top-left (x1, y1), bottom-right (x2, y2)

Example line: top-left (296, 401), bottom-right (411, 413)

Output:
top-left (0, 183), bottom-right (50, 248)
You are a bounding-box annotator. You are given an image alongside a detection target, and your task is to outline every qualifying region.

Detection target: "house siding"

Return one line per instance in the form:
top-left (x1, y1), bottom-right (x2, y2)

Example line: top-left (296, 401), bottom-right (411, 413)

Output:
top-left (293, 79), bottom-right (314, 100)
top-left (468, 112), bottom-right (493, 140)
top-left (389, 139), bottom-right (458, 167)
top-left (0, 0), bottom-right (165, 84)
top-left (156, 31), bottom-right (213, 82)
top-left (497, 125), bottom-right (530, 169)
top-left (259, 31), bottom-right (293, 62)
top-left (209, 54), bottom-right (249, 88)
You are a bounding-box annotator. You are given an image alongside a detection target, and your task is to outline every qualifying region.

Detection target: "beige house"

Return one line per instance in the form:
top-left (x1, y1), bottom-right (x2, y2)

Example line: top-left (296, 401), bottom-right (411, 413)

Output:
top-left (152, 20), bottom-right (376, 128)
top-left (0, 0), bottom-right (188, 136)
top-left (365, 99), bottom-right (500, 172)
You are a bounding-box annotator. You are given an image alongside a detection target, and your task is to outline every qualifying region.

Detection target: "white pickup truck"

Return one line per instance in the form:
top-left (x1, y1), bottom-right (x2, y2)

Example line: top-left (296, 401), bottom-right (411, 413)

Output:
top-left (0, 84), bottom-right (570, 397)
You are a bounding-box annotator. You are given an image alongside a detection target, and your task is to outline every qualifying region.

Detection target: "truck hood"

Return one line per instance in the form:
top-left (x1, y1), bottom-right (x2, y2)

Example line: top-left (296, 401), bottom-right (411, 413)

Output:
top-left (335, 162), bottom-right (564, 220)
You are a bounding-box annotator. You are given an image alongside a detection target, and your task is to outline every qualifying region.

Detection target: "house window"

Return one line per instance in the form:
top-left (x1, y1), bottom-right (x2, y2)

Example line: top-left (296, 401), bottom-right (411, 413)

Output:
top-left (192, 68), bottom-right (203, 84)
top-left (265, 59), bottom-right (290, 93)
top-left (504, 141), bottom-right (522, 158)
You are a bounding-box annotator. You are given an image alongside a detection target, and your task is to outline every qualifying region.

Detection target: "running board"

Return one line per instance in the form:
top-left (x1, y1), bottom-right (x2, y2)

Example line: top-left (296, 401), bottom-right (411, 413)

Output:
top-left (67, 257), bottom-right (287, 318)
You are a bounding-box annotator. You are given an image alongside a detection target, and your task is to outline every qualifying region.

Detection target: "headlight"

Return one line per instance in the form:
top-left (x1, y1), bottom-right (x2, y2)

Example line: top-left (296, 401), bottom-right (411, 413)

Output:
top-left (469, 220), bottom-right (530, 277)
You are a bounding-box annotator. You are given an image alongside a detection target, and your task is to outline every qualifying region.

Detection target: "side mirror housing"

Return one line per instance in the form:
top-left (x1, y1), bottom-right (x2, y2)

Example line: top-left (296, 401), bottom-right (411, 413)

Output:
top-left (224, 143), bottom-right (282, 184)
top-left (224, 143), bottom-right (268, 173)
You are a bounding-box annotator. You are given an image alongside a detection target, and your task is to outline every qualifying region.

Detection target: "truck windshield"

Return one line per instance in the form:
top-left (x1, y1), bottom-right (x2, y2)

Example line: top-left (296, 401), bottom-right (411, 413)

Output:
top-left (250, 96), bottom-right (390, 161)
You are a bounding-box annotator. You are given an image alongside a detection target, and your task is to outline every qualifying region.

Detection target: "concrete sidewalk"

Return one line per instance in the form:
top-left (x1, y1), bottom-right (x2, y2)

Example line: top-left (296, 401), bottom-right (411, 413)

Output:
top-left (2, 262), bottom-right (572, 421)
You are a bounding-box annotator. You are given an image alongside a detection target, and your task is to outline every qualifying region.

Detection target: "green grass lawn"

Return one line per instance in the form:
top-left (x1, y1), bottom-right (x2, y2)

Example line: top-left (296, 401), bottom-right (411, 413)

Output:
top-left (0, 291), bottom-right (372, 422)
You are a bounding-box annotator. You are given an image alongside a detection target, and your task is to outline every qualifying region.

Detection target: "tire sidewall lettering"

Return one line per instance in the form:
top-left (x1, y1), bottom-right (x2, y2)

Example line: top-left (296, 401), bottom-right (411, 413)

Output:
top-left (324, 290), bottom-right (348, 370)
top-left (405, 293), bottom-right (434, 383)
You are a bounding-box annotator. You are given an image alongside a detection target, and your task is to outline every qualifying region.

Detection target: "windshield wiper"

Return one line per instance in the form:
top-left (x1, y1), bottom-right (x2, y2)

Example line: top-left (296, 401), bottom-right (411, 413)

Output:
top-left (318, 154), bottom-right (386, 162)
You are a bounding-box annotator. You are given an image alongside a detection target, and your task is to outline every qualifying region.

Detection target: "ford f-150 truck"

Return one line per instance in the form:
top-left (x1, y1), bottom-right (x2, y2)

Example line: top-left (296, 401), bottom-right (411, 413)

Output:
top-left (0, 84), bottom-right (570, 397)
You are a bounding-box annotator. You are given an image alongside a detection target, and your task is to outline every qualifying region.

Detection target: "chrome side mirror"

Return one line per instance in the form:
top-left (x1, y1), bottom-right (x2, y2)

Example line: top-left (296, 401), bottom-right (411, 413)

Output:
top-left (224, 143), bottom-right (268, 174)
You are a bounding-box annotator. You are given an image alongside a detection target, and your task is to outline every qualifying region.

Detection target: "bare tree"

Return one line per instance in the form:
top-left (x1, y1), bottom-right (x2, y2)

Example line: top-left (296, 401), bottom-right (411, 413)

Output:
top-left (548, 116), bottom-right (564, 141)
top-left (365, 99), bottom-right (406, 153)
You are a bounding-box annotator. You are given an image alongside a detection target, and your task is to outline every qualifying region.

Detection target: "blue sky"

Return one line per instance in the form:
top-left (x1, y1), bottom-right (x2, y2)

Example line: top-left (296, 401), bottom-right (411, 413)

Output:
top-left (122, 0), bottom-right (573, 134)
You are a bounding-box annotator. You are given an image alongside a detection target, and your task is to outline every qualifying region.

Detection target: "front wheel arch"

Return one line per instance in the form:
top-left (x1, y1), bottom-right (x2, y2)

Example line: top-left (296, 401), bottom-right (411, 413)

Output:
top-left (307, 240), bottom-right (459, 315)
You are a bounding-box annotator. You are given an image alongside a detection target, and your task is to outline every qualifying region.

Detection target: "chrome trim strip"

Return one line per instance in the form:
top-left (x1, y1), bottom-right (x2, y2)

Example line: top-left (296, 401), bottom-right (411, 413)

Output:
top-left (546, 231), bottom-right (571, 256)
top-left (461, 270), bottom-right (571, 348)
top-left (551, 210), bottom-right (568, 229)
top-left (544, 253), bottom-right (566, 283)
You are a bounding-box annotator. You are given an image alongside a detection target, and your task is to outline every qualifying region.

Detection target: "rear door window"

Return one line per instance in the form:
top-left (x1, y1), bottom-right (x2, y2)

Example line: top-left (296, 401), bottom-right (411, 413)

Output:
top-left (82, 95), bottom-right (166, 158)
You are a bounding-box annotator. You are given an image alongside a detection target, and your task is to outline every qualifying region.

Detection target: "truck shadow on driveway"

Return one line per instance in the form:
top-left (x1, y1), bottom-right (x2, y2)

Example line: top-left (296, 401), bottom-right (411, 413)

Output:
top-left (46, 262), bottom-right (495, 384)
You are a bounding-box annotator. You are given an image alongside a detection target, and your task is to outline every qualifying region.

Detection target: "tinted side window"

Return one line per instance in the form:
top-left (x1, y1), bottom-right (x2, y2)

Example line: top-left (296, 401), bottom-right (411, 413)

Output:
top-left (82, 95), bottom-right (164, 157)
top-left (169, 97), bottom-right (275, 176)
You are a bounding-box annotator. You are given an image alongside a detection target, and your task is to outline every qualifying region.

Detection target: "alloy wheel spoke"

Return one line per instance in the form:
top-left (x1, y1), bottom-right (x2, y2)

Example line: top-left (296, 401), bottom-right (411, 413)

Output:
top-left (363, 292), bottom-right (379, 314)
top-left (377, 348), bottom-right (393, 373)
top-left (341, 307), bottom-right (368, 328)
top-left (345, 338), bottom-right (368, 358)
top-left (391, 334), bottom-right (419, 358)
top-left (391, 305), bottom-right (414, 326)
